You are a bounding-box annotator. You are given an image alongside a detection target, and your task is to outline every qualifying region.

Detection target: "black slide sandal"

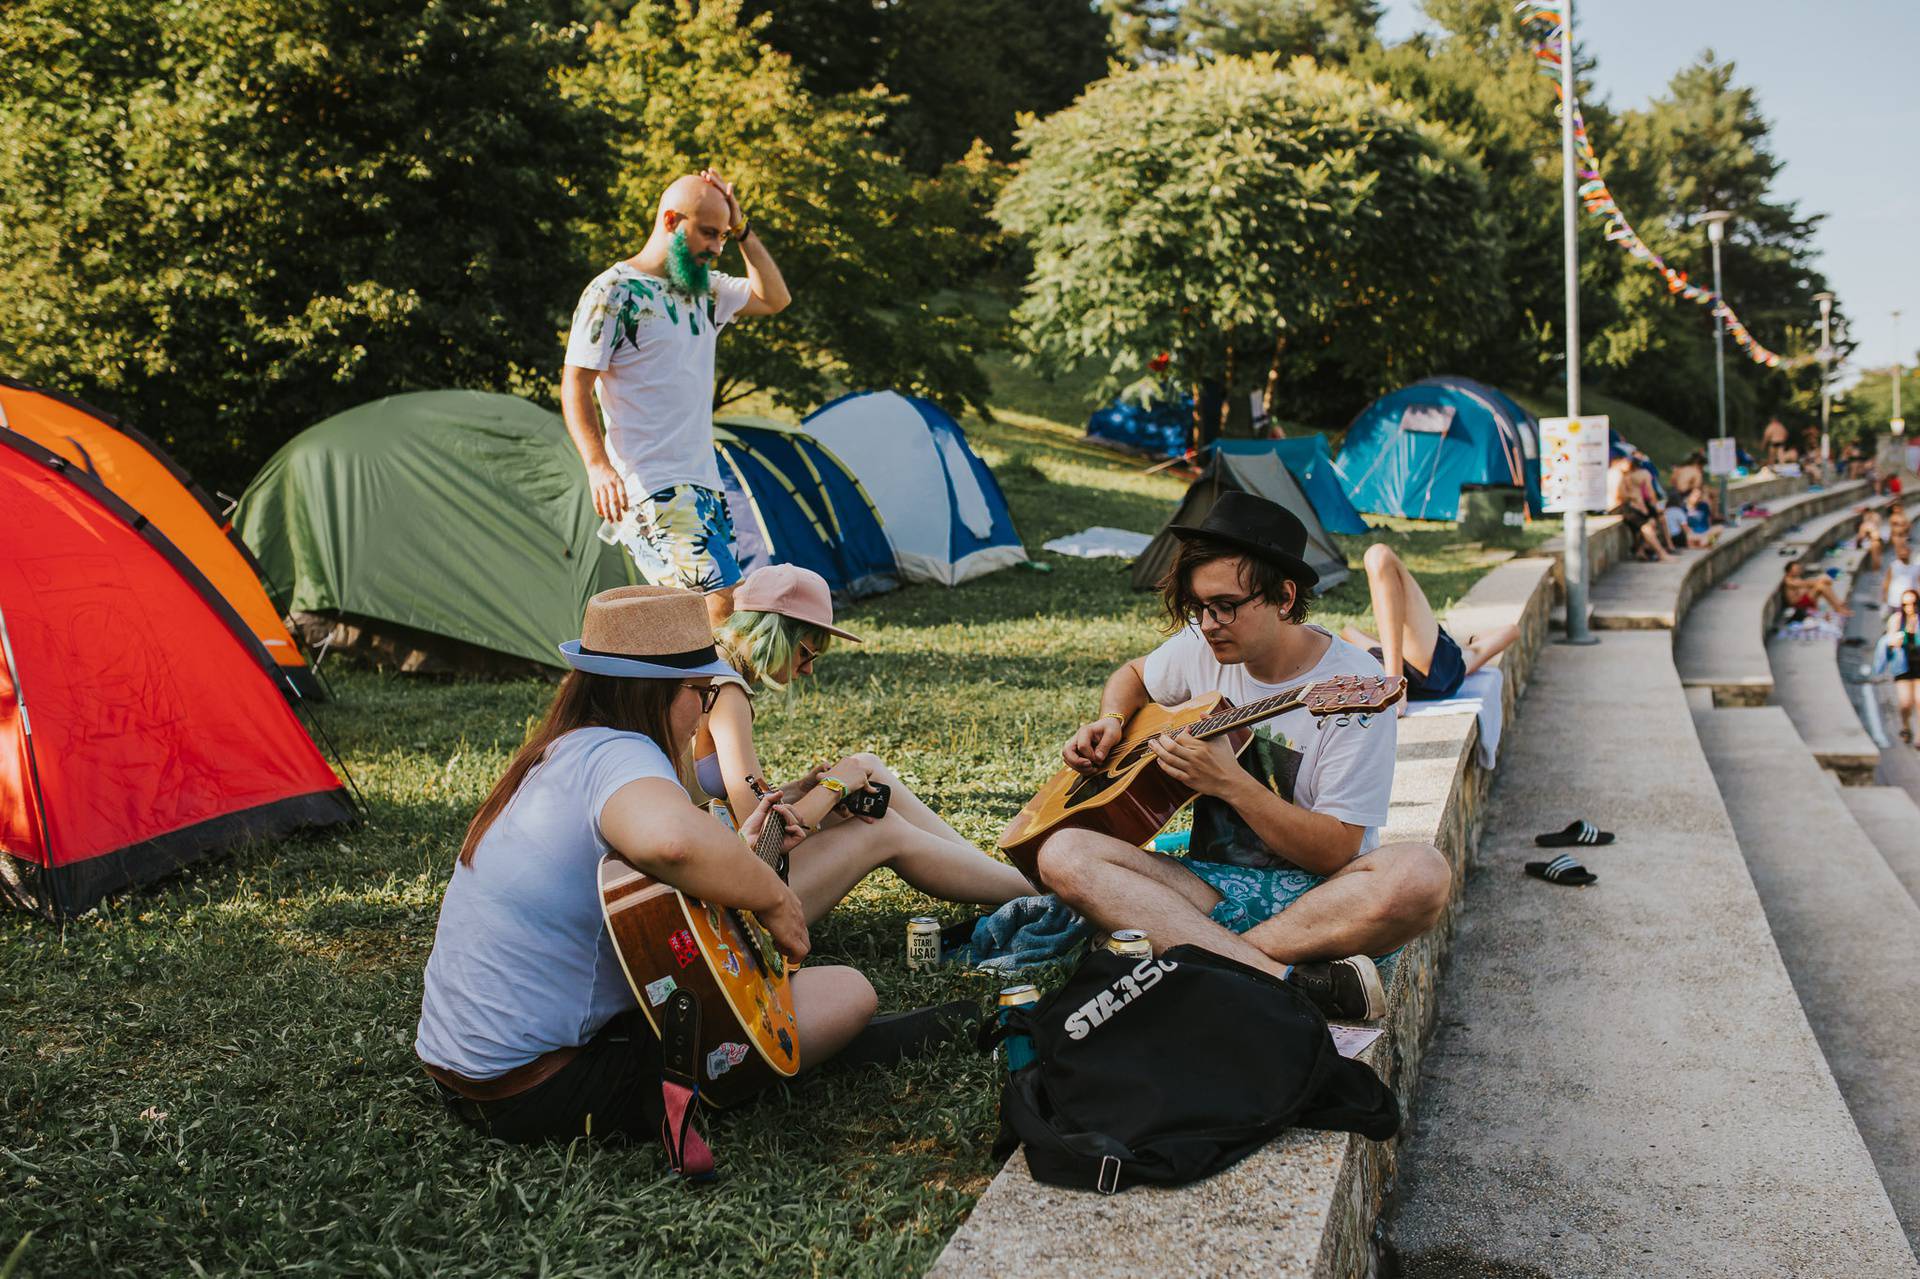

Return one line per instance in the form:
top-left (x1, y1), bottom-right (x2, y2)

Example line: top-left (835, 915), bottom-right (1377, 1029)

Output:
top-left (1536, 819), bottom-right (1614, 848)
top-left (1527, 854), bottom-right (1598, 886)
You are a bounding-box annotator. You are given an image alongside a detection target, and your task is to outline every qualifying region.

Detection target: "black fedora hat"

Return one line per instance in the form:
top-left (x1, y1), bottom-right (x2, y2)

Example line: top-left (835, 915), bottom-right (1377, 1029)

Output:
top-left (1167, 491), bottom-right (1320, 591)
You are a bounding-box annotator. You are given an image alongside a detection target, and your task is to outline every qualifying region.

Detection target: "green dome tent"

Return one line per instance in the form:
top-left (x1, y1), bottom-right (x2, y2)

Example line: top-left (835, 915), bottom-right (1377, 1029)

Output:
top-left (235, 391), bottom-right (637, 673)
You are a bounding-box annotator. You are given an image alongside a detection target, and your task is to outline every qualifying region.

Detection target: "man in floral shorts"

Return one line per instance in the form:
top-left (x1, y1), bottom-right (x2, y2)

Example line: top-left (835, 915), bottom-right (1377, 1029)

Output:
top-left (562, 169), bottom-right (791, 625)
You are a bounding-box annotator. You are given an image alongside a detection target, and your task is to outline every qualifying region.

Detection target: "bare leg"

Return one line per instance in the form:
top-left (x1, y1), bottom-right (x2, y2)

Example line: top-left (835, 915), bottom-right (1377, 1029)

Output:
top-left (704, 585), bottom-right (736, 629)
top-left (839, 753), bottom-right (973, 847)
top-left (1898, 682), bottom-right (1916, 741)
top-left (1035, 828), bottom-right (1289, 978)
top-left (1341, 625), bottom-right (1381, 650)
top-left (1460, 623), bottom-right (1520, 678)
top-left (789, 810), bottom-right (1032, 922)
top-left (1640, 520), bottom-right (1671, 561)
top-left (791, 965), bottom-right (877, 1066)
top-left (1360, 543), bottom-right (1441, 680)
top-left (1241, 842), bottom-right (1450, 963)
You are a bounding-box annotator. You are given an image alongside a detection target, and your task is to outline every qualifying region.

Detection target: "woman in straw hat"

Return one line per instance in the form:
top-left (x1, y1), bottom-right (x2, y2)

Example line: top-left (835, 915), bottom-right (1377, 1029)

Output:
top-left (694, 564), bottom-right (1034, 917)
top-left (415, 586), bottom-right (922, 1144)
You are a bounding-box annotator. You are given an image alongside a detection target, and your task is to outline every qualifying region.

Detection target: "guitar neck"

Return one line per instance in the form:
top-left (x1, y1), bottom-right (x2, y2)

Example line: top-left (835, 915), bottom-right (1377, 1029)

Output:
top-left (1186, 682), bottom-right (1312, 741)
top-left (752, 808), bottom-right (788, 872)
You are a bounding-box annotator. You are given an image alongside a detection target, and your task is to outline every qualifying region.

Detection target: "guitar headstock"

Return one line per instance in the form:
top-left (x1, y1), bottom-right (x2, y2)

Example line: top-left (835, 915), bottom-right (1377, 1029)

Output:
top-left (1303, 674), bottom-right (1406, 716)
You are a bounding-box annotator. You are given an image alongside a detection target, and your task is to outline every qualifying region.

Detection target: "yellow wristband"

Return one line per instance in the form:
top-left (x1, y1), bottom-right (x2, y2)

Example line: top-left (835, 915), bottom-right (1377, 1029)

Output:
top-left (819, 775), bottom-right (849, 800)
top-left (1096, 713), bottom-right (1125, 726)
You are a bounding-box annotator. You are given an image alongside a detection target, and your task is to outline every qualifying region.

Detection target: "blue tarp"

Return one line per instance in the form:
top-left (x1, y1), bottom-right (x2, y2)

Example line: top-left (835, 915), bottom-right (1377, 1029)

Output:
top-left (1217, 436), bottom-right (1370, 536)
top-left (1335, 376), bottom-right (1544, 520)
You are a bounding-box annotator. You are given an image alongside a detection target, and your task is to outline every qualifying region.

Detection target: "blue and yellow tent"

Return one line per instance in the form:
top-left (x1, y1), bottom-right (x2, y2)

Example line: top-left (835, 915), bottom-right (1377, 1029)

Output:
top-left (713, 415), bottom-right (897, 602)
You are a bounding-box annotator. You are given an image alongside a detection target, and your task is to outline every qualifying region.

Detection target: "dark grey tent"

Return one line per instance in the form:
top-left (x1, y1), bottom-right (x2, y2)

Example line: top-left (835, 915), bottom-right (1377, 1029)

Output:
top-left (1132, 447), bottom-right (1351, 593)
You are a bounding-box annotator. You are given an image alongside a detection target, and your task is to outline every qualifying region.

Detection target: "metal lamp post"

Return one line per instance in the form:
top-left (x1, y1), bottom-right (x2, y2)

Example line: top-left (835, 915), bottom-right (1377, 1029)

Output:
top-left (1894, 309), bottom-right (1905, 438)
top-left (1814, 292), bottom-right (1836, 467)
top-left (1558, 0), bottom-right (1594, 644)
top-left (1700, 210), bottom-right (1733, 517)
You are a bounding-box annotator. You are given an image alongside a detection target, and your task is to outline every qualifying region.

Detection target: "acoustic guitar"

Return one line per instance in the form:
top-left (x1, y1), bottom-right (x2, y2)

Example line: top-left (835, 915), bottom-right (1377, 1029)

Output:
top-left (997, 674), bottom-right (1406, 884)
top-left (598, 804), bottom-right (799, 1108)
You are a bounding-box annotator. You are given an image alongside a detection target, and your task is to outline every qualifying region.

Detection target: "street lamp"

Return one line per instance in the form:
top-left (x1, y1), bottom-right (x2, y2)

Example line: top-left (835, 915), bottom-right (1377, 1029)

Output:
top-left (1699, 210), bottom-right (1733, 516)
top-left (1894, 309), bottom-right (1905, 438)
top-left (1814, 291), bottom-right (1836, 465)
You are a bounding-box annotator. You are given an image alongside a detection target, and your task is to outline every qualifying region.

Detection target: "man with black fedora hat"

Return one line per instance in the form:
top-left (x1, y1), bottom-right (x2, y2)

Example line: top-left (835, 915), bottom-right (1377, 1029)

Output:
top-left (1038, 492), bottom-right (1451, 1021)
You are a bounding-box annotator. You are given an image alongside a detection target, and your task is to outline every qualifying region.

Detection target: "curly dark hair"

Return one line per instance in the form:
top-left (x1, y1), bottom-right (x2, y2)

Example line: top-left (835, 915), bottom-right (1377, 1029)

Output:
top-left (1157, 534), bottom-right (1314, 633)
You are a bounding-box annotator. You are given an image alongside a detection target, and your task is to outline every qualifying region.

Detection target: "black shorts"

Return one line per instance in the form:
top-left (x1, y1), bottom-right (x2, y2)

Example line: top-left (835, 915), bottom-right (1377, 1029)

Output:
top-left (434, 1012), bottom-right (665, 1144)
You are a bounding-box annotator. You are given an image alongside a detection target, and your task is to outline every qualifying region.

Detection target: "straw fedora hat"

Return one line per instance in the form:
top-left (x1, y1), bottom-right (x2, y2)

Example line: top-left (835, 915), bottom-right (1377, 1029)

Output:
top-left (558, 586), bottom-right (737, 680)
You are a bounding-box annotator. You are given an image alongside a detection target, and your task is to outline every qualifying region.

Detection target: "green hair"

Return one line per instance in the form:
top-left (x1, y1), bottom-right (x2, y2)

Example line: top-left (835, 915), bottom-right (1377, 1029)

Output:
top-left (715, 609), bottom-right (832, 692)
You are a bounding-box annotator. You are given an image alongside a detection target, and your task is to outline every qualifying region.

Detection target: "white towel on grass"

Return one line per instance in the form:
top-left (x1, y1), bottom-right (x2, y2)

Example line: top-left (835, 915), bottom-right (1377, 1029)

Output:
top-left (1041, 526), bottom-right (1153, 559)
top-left (1401, 666), bottom-right (1505, 768)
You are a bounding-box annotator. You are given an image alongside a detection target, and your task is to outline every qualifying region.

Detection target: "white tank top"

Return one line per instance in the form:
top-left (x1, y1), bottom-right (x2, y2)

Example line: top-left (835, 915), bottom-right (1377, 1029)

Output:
top-left (1888, 557), bottom-right (1920, 607)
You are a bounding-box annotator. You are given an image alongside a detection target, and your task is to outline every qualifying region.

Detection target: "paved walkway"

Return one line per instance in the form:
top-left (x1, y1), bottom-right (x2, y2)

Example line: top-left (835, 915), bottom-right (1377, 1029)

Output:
top-left (1382, 632), bottom-right (1917, 1277)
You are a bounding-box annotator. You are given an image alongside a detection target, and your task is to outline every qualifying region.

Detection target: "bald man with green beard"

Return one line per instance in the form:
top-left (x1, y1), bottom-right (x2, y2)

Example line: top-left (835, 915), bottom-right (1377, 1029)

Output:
top-left (563, 170), bottom-right (791, 627)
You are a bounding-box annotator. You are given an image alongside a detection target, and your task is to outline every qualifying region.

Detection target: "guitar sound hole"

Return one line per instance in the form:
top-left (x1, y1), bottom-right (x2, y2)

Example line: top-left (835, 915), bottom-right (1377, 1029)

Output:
top-left (1065, 769), bottom-right (1122, 808)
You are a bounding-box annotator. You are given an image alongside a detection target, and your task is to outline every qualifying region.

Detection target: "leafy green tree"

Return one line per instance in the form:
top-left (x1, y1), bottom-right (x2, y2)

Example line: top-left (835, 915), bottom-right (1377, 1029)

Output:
top-left (1183, 0), bottom-right (1382, 62)
top-left (996, 55), bottom-right (1503, 440)
top-left (0, 0), bottom-right (602, 491)
top-left (562, 0), bottom-right (990, 414)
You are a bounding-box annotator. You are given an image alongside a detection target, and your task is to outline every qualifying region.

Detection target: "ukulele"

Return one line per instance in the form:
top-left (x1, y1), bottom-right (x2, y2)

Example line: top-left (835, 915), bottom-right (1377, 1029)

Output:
top-left (598, 793), bottom-right (800, 1108)
top-left (997, 674), bottom-right (1406, 885)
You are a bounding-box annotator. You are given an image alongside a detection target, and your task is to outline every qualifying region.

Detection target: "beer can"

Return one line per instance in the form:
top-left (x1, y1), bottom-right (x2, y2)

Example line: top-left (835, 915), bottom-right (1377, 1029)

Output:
top-left (997, 984), bottom-right (1040, 1071)
top-left (906, 916), bottom-right (941, 970)
top-left (1103, 928), bottom-right (1152, 958)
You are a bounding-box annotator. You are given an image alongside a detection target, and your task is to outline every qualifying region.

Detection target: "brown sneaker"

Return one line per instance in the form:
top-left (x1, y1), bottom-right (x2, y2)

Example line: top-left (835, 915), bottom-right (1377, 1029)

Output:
top-left (1286, 955), bottom-right (1386, 1021)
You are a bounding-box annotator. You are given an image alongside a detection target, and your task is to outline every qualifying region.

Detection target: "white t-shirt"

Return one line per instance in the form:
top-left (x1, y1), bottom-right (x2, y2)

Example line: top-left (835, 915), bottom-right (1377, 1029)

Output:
top-left (1886, 555), bottom-right (1920, 608)
top-left (564, 263), bottom-right (754, 495)
top-left (416, 727), bottom-right (683, 1079)
top-left (1140, 624), bottom-right (1398, 870)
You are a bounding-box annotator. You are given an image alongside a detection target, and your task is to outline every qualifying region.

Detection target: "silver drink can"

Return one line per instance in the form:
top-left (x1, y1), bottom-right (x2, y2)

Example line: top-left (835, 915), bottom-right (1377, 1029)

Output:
top-left (1103, 928), bottom-right (1152, 958)
top-left (906, 916), bottom-right (941, 970)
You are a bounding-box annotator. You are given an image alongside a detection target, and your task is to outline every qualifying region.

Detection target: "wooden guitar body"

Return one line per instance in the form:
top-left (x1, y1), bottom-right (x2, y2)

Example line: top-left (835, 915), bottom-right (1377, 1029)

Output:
top-left (999, 694), bottom-right (1249, 884)
top-left (998, 675), bottom-right (1406, 886)
top-left (599, 857), bottom-right (799, 1109)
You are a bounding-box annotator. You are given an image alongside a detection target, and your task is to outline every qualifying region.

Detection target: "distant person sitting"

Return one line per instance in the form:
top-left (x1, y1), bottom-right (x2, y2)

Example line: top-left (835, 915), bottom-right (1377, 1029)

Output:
top-left (1664, 496), bottom-right (1712, 550)
top-left (1631, 452), bottom-right (1676, 554)
top-left (1857, 508), bottom-right (1885, 574)
top-left (1761, 418), bottom-right (1789, 465)
top-left (1669, 450), bottom-right (1718, 522)
top-left (1609, 454), bottom-right (1670, 562)
top-left (1340, 543), bottom-right (1519, 711)
top-left (1780, 561), bottom-right (1851, 621)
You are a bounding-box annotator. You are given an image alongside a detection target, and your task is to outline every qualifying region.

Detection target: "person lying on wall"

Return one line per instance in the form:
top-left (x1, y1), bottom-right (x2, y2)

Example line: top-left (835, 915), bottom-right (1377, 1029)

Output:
top-left (1339, 541), bottom-right (1519, 712)
top-left (1034, 493), bottom-right (1452, 1023)
top-left (694, 564), bottom-right (1033, 918)
top-left (414, 586), bottom-right (961, 1145)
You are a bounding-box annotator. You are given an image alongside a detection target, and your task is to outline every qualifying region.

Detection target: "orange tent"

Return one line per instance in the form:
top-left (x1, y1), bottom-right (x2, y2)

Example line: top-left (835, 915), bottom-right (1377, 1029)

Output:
top-left (0, 377), bottom-right (322, 700)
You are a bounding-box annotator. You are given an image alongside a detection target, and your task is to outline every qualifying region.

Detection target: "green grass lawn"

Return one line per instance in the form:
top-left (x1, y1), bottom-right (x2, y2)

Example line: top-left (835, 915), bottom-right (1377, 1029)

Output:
top-left (0, 364), bottom-right (1537, 1278)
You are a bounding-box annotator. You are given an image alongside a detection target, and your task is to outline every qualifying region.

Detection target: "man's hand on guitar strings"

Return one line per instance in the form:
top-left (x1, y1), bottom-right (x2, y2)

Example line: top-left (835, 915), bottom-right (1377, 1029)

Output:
top-left (758, 887), bottom-right (811, 964)
top-left (1149, 730), bottom-right (1248, 801)
top-left (1063, 716), bottom-right (1124, 775)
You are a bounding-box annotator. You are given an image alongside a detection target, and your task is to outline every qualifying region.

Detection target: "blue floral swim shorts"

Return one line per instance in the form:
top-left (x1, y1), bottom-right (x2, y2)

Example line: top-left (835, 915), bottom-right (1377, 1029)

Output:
top-left (613, 481), bottom-right (743, 595)
top-left (1178, 854), bottom-right (1404, 961)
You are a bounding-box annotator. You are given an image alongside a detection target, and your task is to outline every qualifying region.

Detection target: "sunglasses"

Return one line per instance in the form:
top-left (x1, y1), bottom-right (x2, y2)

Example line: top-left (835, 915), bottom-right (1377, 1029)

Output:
top-left (682, 682), bottom-right (722, 714)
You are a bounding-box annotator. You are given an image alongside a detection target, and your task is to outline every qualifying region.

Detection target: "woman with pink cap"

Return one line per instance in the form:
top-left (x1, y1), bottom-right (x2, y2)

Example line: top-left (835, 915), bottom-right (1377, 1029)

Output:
top-left (697, 564), bottom-right (1034, 919)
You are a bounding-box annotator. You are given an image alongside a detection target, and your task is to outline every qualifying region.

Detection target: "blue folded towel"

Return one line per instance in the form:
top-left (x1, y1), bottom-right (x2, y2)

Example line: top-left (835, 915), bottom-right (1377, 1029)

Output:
top-left (945, 894), bottom-right (1090, 970)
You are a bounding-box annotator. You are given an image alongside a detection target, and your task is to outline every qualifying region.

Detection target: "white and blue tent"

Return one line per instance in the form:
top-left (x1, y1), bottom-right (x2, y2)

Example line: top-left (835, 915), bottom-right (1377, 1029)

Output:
top-left (801, 391), bottom-right (1025, 586)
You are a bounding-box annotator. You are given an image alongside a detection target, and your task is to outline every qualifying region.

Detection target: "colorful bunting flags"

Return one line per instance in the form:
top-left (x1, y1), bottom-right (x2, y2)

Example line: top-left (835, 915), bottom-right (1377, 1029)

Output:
top-left (1517, 1), bottom-right (1783, 368)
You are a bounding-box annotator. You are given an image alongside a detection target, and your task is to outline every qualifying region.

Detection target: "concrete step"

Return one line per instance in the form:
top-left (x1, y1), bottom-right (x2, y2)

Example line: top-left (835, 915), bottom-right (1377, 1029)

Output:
top-left (1589, 481), bottom-right (1869, 630)
top-left (1771, 612), bottom-right (1883, 786)
top-left (1841, 786), bottom-right (1920, 911)
top-left (1676, 495), bottom-right (1889, 706)
top-left (1695, 705), bottom-right (1920, 1251)
top-left (1383, 631), bottom-right (1918, 1277)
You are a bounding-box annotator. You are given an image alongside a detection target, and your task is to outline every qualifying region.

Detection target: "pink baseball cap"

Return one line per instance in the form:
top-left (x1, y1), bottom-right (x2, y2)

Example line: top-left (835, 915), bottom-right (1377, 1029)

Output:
top-left (733, 565), bottom-right (863, 642)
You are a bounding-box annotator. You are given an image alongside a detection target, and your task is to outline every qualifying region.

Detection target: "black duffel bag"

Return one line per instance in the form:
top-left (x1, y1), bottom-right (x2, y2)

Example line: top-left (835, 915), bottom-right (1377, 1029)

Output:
top-left (986, 943), bottom-right (1400, 1193)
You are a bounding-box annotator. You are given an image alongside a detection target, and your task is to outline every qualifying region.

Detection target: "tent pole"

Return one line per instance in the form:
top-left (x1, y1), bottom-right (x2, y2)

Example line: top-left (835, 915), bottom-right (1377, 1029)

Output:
top-left (0, 602), bottom-right (61, 917)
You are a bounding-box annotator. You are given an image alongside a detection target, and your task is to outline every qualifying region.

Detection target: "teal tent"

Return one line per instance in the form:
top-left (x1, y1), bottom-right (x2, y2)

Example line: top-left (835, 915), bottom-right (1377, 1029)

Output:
top-left (235, 391), bottom-right (637, 672)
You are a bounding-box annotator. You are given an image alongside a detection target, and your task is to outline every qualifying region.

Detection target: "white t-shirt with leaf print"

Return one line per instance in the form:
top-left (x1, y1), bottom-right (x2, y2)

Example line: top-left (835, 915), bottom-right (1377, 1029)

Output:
top-left (565, 262), bottom-right (754, 495)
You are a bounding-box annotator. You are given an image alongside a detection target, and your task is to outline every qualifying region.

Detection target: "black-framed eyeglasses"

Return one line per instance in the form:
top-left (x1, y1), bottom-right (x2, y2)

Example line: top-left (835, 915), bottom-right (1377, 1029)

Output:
top-left (1190, 592), bottom-right (1261, 627)
top-left (796, 642), bottom-right (819, 668)
top-left (682, 682), bottom-right (722, 714)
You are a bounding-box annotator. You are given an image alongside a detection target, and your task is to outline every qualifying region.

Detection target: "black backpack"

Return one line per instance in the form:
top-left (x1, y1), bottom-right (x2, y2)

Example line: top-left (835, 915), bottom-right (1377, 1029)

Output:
top-left (985, 944), bottom-right (1400, 1193)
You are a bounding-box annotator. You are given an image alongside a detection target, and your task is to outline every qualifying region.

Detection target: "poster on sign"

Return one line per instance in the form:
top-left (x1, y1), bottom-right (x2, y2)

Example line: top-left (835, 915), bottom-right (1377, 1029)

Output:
top-left (1539, 415), bottom-right (1610, 513)
top-left (1707, 437), bottom-right (1737, 477)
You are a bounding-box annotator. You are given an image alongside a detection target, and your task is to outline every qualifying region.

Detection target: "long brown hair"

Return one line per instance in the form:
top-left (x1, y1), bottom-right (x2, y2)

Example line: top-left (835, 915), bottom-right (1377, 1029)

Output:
top-left (459, 671), bottom-right (684, 865)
